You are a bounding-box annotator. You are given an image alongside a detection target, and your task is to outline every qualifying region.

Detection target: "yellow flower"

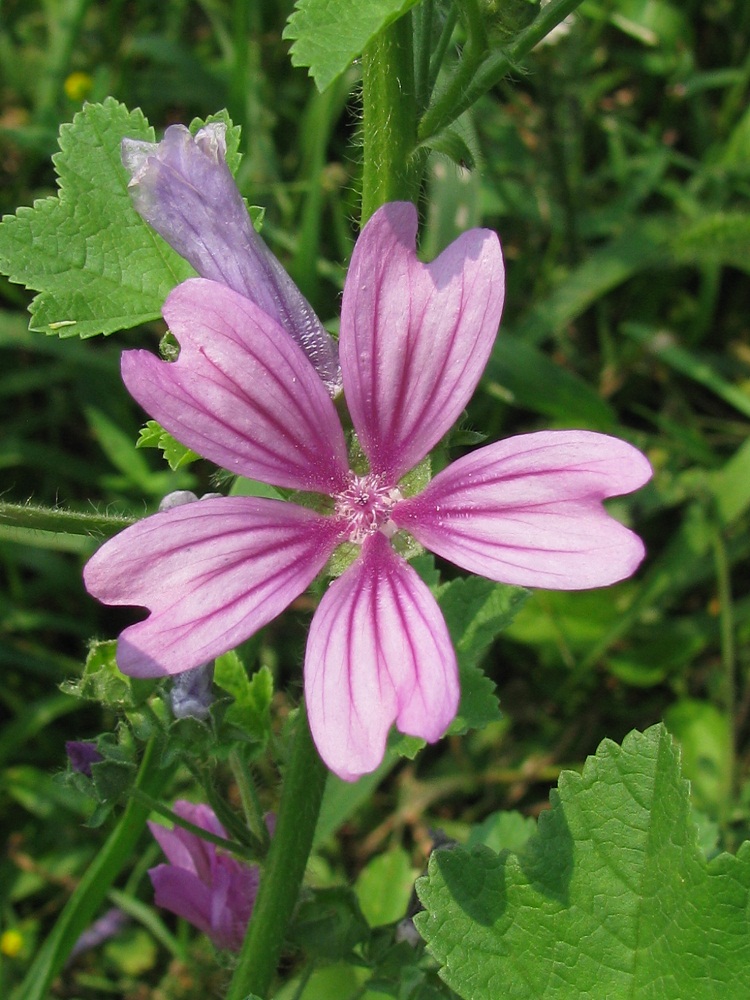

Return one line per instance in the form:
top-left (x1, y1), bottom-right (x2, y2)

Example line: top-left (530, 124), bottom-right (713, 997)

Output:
top-left (64, 71), bottom-right (93, 102)
top-left (0, 928), bottom-right (24, 958)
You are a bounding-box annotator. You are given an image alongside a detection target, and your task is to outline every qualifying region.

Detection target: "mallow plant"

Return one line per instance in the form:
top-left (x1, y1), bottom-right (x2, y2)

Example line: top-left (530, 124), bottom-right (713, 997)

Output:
top-left (2, 3), bottom-right (748, 999)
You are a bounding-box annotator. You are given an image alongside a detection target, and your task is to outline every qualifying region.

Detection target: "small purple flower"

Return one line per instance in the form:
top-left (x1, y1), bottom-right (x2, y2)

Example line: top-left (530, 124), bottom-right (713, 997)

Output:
top-left (121, 123), bottom-right (341, 394)
top-left (66, 740), bottom-right (103, 777)
top-left (69, 908), bottom-right (129, 961)
top-left (147, 800), bottom-right (258, 952)
top-left (84, 203), bottom-right (651, 780)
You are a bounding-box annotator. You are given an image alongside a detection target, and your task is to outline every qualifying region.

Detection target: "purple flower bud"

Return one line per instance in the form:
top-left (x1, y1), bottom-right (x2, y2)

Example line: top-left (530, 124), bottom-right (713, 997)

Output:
top-left (159, 490), bottom-right (199, 511)
top-left (121, 123), bottom-right (341, 395)
top-left (66, 741), bottom-right (103, 777)
top-left (148, 801), bottom-right (260, 951)
top-left (169, 662), bottom-right (214, 721)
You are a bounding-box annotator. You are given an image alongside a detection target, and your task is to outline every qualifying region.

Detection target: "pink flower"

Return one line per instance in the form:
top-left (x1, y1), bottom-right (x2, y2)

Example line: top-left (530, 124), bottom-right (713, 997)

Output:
top-left (148, 801), bottom-right (258, 952)
top-left (84, 203), bottom-right (651, 780)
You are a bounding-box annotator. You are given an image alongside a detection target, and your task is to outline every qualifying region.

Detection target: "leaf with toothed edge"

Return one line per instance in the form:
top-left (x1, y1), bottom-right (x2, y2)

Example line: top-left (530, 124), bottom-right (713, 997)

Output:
top-left (0, 99), bottom-right (198, 338)
top-left (416, 724), bottom-right (750, 1000)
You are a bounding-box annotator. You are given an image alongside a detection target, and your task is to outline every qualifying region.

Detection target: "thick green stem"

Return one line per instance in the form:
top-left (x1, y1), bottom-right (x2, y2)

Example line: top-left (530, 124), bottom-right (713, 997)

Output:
top-left (361, 13), bottom-right (425, 225)
top-left (14, 740), bottom-right (173, 1000)
top-left (225, 703), bottom-right (328, 1000)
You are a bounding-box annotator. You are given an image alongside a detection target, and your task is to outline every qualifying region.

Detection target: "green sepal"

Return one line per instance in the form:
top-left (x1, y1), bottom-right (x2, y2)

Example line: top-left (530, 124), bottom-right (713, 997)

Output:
top-left (61, 639), bottom-right (157, 709)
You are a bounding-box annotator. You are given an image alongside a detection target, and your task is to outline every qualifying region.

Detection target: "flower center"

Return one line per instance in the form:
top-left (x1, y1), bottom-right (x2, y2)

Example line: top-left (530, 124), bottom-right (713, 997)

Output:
top-left (334, 473), bottom-right (402, 544)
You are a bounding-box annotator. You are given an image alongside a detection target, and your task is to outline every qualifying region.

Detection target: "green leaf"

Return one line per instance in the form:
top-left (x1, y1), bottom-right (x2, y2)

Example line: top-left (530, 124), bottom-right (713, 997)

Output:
top-left (416, 725), bottom-right (750, 999)
top-left (61, 640), bottom-right (156, 709)
top-left (284, 0), bottom-right (421, 91)
top-left (355, 847), bottom-right (416, 926)
top-left (422, 129), bottom-right (477, 171)
top-left (466, 810), bottom-right (536, 854)
top-left (438, 578), bottom-right (528, 735)
top-left (214, 652), bottom-right (273, 745)
top-left (0, 98), bottom-right (193, 338)
top-left (288, 887), bottom-right (370, 961)
top-left (136, 419), bottom-right (200, 471)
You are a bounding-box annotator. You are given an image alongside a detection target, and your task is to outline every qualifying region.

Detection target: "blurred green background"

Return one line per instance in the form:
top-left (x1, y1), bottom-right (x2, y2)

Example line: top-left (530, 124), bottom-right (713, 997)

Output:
top-left (1, 0), bottom-right (749, 995)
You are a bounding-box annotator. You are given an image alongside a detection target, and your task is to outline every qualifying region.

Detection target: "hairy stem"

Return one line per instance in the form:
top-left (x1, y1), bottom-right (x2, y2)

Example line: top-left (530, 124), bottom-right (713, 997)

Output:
top-left (225, 703), bottom-right (328, 1000)
top-left (361, 12), bottom-right (425, 225)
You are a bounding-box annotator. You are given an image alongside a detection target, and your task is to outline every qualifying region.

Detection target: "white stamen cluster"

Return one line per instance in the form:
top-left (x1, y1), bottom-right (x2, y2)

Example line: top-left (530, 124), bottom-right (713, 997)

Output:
top-left (334, 473), bottom-right (401, 544)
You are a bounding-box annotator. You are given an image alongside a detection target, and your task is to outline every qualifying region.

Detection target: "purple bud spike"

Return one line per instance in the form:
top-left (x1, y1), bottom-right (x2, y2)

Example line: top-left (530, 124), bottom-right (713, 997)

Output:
top-left (122, 124), bottom-right (341, 394)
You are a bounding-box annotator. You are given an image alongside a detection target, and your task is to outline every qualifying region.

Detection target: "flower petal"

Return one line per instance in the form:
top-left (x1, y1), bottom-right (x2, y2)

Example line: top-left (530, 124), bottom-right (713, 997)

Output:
top-left (209, 859), bottom-right (258, 951)
top-left (122, 123), bottom-right (341, 392)
top-left (305, 532), bottom-right (459, 781)
top-left (394, 430), bottom-right (652, 589)
top-left (340, 202), bottom-right (504, 481)
top-left (148, 802), bottom-right (226, 883)
top-left (84, 497), bottom-right (341, 677)
top-left (122, 278), bottom-right (349, 493)
top-left (149, 864), bottom-right (215, 940)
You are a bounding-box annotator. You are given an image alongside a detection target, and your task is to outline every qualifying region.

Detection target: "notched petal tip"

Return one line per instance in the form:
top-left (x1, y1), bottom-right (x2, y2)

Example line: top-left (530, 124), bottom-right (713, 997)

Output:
top-left (305, 534), bottom-right (459, 781)
top-left (396, 430), bottom-right (652, 591)
top-left (84, 496), bottom-right (340, 679)
top-left (341, 201), bottom-right (505, 481)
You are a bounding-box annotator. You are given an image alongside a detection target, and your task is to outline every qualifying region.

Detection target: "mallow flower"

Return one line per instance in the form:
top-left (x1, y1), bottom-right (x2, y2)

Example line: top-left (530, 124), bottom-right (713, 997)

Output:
top-left (121, 122), bottom-right (341, 394)
top-left (148, 800), bottom-right (259, 952)
top-left (84, 202), bottom-right (652, 780)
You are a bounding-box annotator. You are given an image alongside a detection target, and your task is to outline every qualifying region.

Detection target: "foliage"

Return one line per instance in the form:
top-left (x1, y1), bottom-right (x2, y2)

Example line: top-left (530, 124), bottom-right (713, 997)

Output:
top-left (1, 0), bottom-right (749, 997)
top-left (418, 725), bottom-right (750, 998)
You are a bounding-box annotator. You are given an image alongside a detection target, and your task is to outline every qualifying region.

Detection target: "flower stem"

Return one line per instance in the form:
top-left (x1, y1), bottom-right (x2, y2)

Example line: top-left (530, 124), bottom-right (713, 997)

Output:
top-left (418, 0), bottom-right (587, 143)
top-left (129, 786), bottom-right (256, 858)
top-left (14, 740), bottom-right (173, 1000)
top-left (360, 11), bottom-right (426, 224)
top-left (225, 702), bottom-right (328, 1000)
top-left (230, 746), bottom-right (271, 852)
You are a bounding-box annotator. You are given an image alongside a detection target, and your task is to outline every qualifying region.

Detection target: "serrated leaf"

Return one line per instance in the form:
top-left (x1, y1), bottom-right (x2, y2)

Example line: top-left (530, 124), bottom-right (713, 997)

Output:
top-left (136, 419), bottom-right (200, 471)
top-left (438, 578), bottom-right (528, 735)
top-left (284, 0), bottom-right (421, 91)
top-left (664, 699), bottom-right (732, 817)
top-left (188, 109), bottom-right (243, 174)
top-left (0, 98), bottom-right (193, 338)
top-left (214, 652), bottom-right (273, 744)
top-left (416, 724), bottom-right (750, 1000)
